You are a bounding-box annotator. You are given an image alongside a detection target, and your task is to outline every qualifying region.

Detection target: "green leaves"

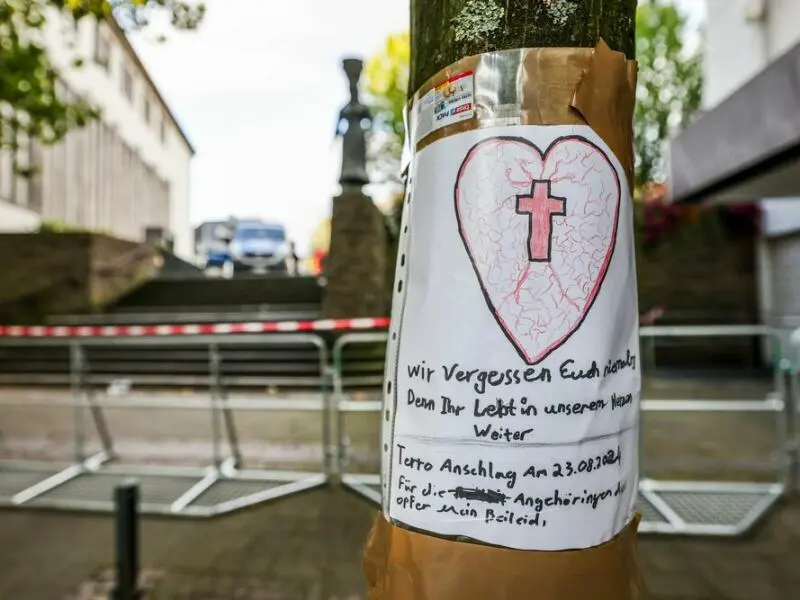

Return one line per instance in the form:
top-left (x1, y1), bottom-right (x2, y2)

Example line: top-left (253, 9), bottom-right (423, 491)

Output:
top-left (364, 32), bottom-right (409, 141)
top-left (0, 1), bottom-right (204, 176)
top-left (363, 31), bottom-right (409, 187)
top-left (109, 0), bottom-right (205, 30)
top-left (634, 0), bottom-right (703, 185)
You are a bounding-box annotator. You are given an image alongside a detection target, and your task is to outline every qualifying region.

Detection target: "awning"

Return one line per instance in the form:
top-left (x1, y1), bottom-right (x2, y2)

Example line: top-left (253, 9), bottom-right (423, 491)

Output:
top-left (668, 40), bottom-right (800, 205)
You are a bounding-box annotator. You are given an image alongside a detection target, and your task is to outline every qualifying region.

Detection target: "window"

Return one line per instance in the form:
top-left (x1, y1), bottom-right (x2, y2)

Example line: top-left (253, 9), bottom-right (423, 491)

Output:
top-left (237, 227), bottom-right (286, 242)
top-left (159, 117), bottom-right (166, 143)
top-left (122, 67), bottom-right (134, 102)
top-left (13, 128), bottom-right (30, 208)
top-left (0, 116), bottom-right (33, 209)
top-left (94, 23), bottom-right (111, 70)
top-left (28, 139), bottom-right (43, 213)
top-left (143, 97), bottom-right (151, 124)
top-left (0, 118), bottom-right (13, 202)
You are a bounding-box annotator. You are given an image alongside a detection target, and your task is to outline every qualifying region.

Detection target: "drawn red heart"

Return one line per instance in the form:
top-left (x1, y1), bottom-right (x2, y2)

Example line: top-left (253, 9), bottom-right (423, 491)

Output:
top-left (454, 135), bottom-right (621, 365)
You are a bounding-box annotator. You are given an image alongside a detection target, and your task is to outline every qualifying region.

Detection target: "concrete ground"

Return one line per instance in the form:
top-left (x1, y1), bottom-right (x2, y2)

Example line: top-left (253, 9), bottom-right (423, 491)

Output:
top-left (0, 374), bottom-right (797, 599)
top-left (0, 488), bottom-right (798, 599)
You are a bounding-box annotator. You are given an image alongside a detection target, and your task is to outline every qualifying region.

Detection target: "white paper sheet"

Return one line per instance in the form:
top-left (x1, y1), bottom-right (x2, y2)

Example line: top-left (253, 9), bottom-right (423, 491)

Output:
top-left (380, 125), bottom-right (641, 551)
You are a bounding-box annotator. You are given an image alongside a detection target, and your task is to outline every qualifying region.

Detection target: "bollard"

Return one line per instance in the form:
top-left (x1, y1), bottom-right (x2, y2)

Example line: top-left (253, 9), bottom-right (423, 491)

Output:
top-left (110, 481), bottom-right (142, 600)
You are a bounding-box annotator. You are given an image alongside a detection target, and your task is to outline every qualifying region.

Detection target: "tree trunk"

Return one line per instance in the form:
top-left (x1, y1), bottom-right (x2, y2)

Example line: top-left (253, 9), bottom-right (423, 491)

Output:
top-left (366, 2), bottom-right (643, 598)
top-left (410, 0), bottom-right (637, 95)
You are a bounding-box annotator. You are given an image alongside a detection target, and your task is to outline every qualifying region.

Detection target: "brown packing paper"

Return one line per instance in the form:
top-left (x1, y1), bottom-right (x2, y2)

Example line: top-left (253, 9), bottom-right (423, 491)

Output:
top-left (570, 40), bottom-right (639, 186)
top-left (410, 40), bottom-right (638, 188)
top-left (364, 513), bottom-right (643, 600)
top-left (372, 41), bottom-right (642, 600)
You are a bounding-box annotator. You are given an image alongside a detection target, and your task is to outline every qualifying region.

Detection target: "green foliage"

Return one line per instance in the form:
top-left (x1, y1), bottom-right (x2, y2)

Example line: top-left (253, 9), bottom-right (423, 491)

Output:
top-left (364, 31), bottom-right (408, 142)
top-left (364, 0), bottom-right (703, 187)
top-left (363, 31), bottom-right (408, 187)
top-left (38, 218), bottom-right (112, 235)
top-left (0, 1), bottom-right (204, 174)
top-left (38, 219), bottom-right (77, 233)
top-left (635, 0), bottom-right (703, 184)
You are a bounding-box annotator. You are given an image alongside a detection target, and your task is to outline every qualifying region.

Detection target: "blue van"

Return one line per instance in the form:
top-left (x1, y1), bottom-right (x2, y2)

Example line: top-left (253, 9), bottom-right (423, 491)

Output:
top-left (195, 219), bottom-right (289, 276)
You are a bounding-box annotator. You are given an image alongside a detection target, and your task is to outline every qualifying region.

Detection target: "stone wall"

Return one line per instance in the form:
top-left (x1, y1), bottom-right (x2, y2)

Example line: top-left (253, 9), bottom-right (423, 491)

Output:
top-left (89, 235), bottom-right (160, 309)
top-left (0, 233), bottom-right (158, 323)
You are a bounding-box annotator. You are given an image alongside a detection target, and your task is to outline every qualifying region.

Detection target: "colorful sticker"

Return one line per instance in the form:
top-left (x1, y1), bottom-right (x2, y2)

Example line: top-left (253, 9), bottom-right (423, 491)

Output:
top-left (412, 71), bottom-right (475, 147)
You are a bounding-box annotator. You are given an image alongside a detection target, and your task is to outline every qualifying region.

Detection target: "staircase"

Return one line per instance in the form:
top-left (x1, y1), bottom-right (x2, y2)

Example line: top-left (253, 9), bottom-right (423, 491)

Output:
top-left (48, 275), bottom-right (325, 325)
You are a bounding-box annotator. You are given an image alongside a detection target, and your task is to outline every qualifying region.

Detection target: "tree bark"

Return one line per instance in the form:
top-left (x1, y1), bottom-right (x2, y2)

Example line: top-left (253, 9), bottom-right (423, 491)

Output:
top-left (410, 0), bottom-right (637, 95)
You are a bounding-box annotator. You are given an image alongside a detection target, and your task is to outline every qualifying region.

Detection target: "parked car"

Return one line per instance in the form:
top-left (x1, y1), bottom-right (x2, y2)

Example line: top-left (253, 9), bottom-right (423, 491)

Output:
top-left (226, 221), bottom-right (290, 276)
top-left (195, 219), bottom-right (291, 277)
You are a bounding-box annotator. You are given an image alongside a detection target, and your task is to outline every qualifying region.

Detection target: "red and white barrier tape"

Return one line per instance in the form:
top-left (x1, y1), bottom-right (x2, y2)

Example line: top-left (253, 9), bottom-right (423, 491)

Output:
top-left (0, 317), bottom-right (390, 338)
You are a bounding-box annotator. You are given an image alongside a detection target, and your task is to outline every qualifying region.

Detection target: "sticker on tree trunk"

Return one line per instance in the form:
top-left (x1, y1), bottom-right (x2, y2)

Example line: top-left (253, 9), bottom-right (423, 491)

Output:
top-left (382, 124), bottom-right (641, 552)
top-left (411, 71), bottom-right (474, 146)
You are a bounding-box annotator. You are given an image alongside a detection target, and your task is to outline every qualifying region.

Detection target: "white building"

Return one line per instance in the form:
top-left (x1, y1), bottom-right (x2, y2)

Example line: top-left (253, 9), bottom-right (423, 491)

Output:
top-left (670, 0), bottom-right (800, 356)
top-left (0, 11), bottom-right (194, 259)
top-left (703, 0), bottom-right (800, 107)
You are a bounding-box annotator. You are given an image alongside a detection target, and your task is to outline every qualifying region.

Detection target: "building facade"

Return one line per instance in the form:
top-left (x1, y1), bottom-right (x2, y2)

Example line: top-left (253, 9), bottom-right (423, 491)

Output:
top-left (704, 0), bottom-right (800, 107)
top-left (697, 0), bottom-right (800, 350)
top-left (0, 11), bottom-right (194, 259)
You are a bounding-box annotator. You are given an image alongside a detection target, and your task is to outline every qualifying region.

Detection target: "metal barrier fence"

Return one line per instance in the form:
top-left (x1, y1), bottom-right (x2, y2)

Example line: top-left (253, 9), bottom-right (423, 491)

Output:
top-left (1, 320), bottom-right (796, 533)
top-left (332, 325), bottom-right (794, 536)
top-left (0, 332), bottom-right (331, 516)
top-left (332, 332), bottom-right (386, 504)
top-left (784, 357), bottom-right (800, 489)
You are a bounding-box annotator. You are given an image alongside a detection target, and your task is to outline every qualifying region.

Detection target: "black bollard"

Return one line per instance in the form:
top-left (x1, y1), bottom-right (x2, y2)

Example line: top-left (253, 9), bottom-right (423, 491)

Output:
top-left (110, 481), bottom-right (142, 600)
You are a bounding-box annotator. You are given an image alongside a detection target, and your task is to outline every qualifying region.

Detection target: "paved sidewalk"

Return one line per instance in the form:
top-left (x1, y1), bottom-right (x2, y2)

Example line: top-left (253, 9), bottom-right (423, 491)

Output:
top-left (0, 488), bottom-right (798, 600)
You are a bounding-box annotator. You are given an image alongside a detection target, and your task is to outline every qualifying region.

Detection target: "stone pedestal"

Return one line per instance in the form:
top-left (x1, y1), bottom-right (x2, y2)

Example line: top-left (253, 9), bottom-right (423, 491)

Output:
top-left (321, 187), bottom-right (389, 318)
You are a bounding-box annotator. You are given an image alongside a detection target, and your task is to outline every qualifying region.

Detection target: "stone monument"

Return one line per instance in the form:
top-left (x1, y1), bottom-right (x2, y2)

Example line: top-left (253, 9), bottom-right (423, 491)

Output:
top-left (337, 58), bottom-right (371, 186)
top-left (321, 58), bottom-right (390, 319)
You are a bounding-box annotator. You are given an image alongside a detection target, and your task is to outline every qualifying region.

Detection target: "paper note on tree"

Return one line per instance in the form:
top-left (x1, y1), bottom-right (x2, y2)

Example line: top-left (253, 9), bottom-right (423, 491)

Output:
top-left (381, 124), bottom-right (641, 551)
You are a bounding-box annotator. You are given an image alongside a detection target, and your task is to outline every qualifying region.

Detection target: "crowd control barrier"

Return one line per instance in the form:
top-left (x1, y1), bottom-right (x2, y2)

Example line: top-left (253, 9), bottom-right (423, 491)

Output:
top-left (779, 366), bottom-right (799, 491)
top-left (0, 318), bottom-right (389, 517)
top-left (332, 332), bottom-right (387, 504)
top-left (1, 318), bottom-right (792, 532)
top-left (786, 327), bottom-right (800, 491)
top-left (332, 325), bottom-right (793, 537)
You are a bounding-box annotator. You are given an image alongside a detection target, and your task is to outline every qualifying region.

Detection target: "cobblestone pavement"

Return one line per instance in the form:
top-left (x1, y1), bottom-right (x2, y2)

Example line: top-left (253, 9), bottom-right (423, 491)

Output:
top-left (0, 488), bottom-right (798, 600)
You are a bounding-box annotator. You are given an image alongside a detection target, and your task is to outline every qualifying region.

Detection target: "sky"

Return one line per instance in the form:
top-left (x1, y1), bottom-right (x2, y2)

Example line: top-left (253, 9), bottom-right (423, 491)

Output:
top-left (131, 0), bottom-right (706, 256)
